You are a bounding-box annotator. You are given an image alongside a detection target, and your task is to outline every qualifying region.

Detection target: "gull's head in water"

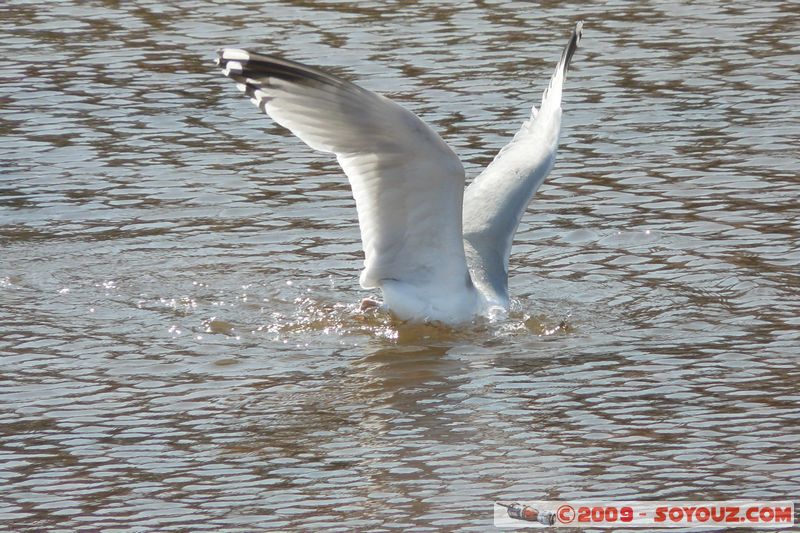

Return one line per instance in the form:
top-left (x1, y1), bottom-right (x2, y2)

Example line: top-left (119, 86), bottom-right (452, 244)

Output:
top-left (215, 22), bottom-right (583, 326)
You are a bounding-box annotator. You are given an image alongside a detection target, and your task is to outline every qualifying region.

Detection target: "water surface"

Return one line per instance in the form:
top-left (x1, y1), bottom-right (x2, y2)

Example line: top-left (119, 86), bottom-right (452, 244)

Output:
top-left (1, 0), bottom-right (799, 530)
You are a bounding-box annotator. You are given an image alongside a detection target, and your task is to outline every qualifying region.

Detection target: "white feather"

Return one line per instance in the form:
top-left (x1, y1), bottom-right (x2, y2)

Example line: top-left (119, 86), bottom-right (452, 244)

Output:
top-left (216, 22), bottom-right (583, 324)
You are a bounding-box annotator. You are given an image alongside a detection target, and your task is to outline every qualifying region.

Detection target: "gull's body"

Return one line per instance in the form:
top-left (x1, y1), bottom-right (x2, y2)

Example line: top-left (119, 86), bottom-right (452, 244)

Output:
top-left (216, 22), bottom-right (582, 325)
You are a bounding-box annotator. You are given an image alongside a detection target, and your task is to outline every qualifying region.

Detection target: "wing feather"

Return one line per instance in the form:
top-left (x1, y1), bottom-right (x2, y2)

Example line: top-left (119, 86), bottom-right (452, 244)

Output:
top-left (462, 22), bottom-right (583, 304)
top-left (216, 50), bottom-right (470, 293)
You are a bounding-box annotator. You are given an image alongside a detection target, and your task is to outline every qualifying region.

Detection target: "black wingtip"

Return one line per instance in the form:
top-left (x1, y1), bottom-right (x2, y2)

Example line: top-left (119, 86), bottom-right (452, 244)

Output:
top-left (561, 21), bottom-right (583, 75)
top-left (216, 48), bottom-right (355, 90)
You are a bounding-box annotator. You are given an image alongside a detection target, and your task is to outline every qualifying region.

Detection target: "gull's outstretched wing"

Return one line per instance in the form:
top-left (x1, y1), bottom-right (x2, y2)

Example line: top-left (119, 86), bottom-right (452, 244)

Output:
top-left (216, 50), bottom-right (469, 296)
top-left (462, 22), bottom-right (583, 304)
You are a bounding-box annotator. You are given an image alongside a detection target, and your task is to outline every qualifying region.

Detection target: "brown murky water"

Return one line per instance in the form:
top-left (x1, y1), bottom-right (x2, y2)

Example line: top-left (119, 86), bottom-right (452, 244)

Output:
top-left (1, 0), bottom-right (799, 530)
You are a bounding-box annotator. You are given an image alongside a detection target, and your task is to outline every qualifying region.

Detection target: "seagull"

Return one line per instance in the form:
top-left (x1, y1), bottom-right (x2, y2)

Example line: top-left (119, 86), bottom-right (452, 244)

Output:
top-left (216, 22), bottom-right (582, 325)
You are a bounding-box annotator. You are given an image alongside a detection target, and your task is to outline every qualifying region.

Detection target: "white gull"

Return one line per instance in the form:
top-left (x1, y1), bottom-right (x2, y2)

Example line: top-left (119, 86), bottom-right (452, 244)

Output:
top-left (216, 22), bottom-right (583, 325)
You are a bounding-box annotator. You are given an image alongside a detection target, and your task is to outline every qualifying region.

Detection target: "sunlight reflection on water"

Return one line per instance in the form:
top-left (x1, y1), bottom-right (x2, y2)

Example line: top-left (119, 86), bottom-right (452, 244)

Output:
top-left (1, 0), bottom-right (799, 530)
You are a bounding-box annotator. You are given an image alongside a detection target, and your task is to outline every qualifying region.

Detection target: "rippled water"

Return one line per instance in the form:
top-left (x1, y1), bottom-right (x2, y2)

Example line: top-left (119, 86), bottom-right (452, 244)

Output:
top-left (2, 0), bottom-right (799, 530)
